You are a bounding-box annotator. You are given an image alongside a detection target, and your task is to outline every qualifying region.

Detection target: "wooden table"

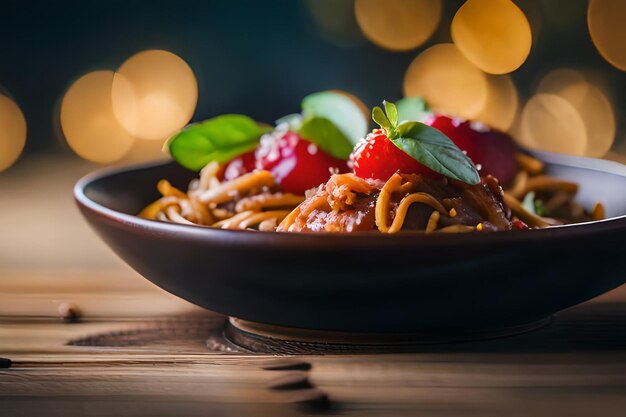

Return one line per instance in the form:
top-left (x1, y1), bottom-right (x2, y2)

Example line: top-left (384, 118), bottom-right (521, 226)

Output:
top-left (2, 269), bottom-right (626, 417)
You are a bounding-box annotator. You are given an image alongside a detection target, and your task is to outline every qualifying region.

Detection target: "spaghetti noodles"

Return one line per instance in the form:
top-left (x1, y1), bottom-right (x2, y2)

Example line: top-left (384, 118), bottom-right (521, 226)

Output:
top-left (141, 153), bottom-right (604, 233)
top-left (276, 153), bottom-right (604, 233)
top-left (277, 171), bottom-right (511, 233)
top-left (139, 162), bottom-right (304, 230)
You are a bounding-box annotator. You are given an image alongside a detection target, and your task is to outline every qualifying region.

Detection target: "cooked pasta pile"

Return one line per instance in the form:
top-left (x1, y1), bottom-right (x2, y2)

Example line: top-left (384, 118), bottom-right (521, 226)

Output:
top-left (278, 153), bottom-right (604, 233)
top-left (505, 153), bottom-right (605, 227)
top-left (141, 153), bottom-right (604, 233)
top-left (139, 162), bottom-right (304, 231)
top-left (278, 171), bottom-right (511, 232)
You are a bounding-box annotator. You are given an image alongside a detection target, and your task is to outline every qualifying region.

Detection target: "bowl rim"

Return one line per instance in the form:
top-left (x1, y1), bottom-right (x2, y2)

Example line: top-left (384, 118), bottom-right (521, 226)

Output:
top-left (74, 152), bottom-right (626, 249)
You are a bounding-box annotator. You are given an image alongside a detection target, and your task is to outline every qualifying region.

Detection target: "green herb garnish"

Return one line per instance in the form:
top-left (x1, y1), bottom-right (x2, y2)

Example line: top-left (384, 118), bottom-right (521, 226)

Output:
top-left (167, 115), bottom-right (271, 171)
top-left (522, 191), bottom-right (546, 216)
top-left (395, 96), bottom-right (430, 123)
top-left (297, 91), bottom-right (368, 159)
top-left (298, 117), bottom-right (354, 160)
top-left (168, 91), bottom-right (368, 169)
top-left (373, 100), bottom-right (480, 185)
top-left (301, 91), bottom-right (368, 145)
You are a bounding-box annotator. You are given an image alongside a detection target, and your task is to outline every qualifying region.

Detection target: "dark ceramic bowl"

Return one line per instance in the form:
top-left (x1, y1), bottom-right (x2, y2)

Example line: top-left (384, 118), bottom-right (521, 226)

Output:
top-left (75, 152), bottom-right (626, 334)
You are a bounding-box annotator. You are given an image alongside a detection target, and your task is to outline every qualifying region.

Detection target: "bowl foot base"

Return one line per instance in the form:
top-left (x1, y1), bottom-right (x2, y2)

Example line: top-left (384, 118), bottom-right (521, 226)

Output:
top-left (223, 316), bottom-right (554, 354)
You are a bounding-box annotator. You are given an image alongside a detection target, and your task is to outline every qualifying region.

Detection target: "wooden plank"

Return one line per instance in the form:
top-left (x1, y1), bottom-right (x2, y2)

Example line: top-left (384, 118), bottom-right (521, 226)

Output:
top-left (1, 266), bottom-right (626, 417)
top-left (0, 270), bottom-right (206, 318)
top-left (0, 399), bottom-right (297, 417)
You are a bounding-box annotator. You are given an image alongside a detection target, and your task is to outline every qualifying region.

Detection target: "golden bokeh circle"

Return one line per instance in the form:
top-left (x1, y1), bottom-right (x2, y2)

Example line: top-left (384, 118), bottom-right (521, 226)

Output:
top-left (0, 94), bottom-right (27, 172)
top-left (514, 0), bottom-right (543, 43)
top-left (558, 83), bottom-right (615, 157)
top-left (451, 0), bottom-right (532, 74)
top-left (120, 138), bottom-right (169, 164)
top-left (404, 43), bottom-right (488, 119)
top-left (537, 68), bottom-right (615, 157)
top-left (537, 68), bottom-right (586, 99)
top-left (520, 94), bottom-right (587, 156)
top-left (112, 50), bottom-right (198, 140)
top-left (355, 0), bottom-right (442, 51)
top-left (474, 74), bottom-right (518, 131)
top-left (60, 71), bottom-right (135, 163)
top-left (588, 0), bottom-right (626, 71)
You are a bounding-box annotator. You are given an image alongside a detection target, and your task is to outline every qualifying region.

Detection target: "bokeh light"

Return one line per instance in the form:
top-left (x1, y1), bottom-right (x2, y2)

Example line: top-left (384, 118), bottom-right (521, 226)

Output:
top-left (120, 138), bottom-right (168, 164)
top-left (519, 93), bottom-right (587, 156)
top-left (537, 68), bottom-right (615, 157)
top-left (537, 68), bottom-right (587, 98)
top-left (474, 74), bottom-right (518, 131)
top-left (112, 50), bottom-right (198, 141)
top-left (514, 0), bottom-right (543, 43)
top-left (451, 0), bottom-right (532, 74)
top-left (560, 83), bottom-right (615, 157)
top-left (0, 94), bottom-right (27, 172)
top-left (588, 0), bottom-right (626, 71)
top-left (60, 71), bottom-right (135, 163)
top-left (404, 43), bottom-right (488, 120)
top-left (354, 0), bottom-right (442, 51)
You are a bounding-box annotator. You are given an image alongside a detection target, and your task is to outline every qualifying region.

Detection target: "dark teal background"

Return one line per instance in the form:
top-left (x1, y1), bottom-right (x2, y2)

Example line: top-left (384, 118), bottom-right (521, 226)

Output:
top-left (0, 0), bottom-right (622, 154)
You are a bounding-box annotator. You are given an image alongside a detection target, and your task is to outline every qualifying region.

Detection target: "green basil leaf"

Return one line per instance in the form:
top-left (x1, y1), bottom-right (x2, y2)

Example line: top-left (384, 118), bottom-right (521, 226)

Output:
top-left (301, 91), bottom-right (368, 145)
top-left (522, 191), bottom-right (537, 214)
top-left (372, 106), bottom-right (392, 131)
top-left (535, 199), bottom-right (545, 216)
top-left (167, 114), bottom-right (271, 171)
top-left (383, 100), bottom-right (398, 128)
top-left (393, 121), bottom-right (480, 185)
top-left (298, 116), bottom-right (354, 159)
top-left (396, 97), bottom-right (430, 123)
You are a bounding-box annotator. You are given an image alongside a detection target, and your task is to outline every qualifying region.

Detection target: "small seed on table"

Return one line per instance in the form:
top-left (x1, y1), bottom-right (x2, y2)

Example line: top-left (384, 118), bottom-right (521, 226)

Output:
top-left (58, 302), bottom-right (82, 322)
top-left (0, 357), bottom-right (12, 369)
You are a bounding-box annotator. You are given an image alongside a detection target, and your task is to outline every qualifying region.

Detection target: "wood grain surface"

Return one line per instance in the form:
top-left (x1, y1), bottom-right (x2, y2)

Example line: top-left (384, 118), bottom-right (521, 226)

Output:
top-left (2, 269), bottom-right (626, 416)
